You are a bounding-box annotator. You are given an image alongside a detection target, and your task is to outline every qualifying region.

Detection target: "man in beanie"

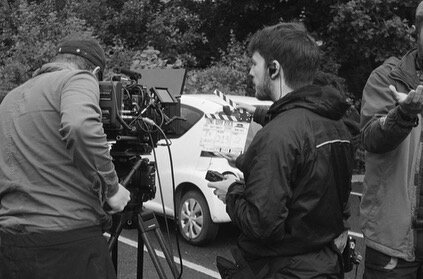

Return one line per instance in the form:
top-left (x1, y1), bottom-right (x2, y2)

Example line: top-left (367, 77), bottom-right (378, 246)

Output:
top-left (360, 1), bottom-right (423, 277)
top-left (0, 38), bottom-right (130, 279)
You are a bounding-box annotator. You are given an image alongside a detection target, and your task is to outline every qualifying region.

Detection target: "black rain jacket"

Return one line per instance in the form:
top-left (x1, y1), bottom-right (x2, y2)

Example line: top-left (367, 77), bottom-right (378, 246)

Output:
top-left (226, 84), bottom-right (354, 260)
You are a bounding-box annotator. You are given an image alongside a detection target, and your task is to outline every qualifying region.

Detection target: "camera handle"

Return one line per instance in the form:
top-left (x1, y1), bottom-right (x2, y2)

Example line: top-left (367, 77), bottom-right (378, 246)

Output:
top-left (107, 157), bottom-right (179, 279)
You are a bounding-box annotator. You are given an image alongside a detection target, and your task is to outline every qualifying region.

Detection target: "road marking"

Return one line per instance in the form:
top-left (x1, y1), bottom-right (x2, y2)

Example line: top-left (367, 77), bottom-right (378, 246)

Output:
top-left (105, 233), bottom-right (220, 279)
top-left (351, 191), bottom-right (362, 197)
top-left (349, 231), bottom-right (364, 238)
top-left (351, 174), bottom-right (364, 183)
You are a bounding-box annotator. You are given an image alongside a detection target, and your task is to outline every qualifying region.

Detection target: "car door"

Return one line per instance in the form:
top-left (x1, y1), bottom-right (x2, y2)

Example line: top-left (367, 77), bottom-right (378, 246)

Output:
top-left (144, 103), bottom-right (209, 217)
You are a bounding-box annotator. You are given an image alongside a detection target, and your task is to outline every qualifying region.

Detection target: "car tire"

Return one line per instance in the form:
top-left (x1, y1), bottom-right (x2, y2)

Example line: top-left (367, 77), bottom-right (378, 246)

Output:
top-left (178, 190), bottom-right (219, 245)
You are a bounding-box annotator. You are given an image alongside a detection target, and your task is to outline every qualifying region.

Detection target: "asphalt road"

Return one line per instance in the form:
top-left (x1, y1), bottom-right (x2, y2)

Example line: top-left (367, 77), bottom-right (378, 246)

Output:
top-left (112, 175), bottom-right (366, 279)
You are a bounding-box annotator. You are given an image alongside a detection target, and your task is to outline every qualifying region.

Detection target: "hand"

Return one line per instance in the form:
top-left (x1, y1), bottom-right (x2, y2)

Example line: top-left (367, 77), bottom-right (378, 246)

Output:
top-left (389, 85), bottom-right (423, 115)
top-left (333, 230), bottom-right (349, 253)
top-left (214, 152), bottom-right (238, 168)
top-left (207, 174), bottom-right (237, 204)
top-left (106, 183), bottom-right (131, 214)
top-left (236, 103), bottom-right (256, 114)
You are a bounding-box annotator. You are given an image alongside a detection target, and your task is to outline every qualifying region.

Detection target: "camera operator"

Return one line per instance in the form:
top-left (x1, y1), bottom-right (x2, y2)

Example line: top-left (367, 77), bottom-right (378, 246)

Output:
top-left (208, 22), bottom-right (354, 278)
top-left (0, 39), bottom-right (130, 279)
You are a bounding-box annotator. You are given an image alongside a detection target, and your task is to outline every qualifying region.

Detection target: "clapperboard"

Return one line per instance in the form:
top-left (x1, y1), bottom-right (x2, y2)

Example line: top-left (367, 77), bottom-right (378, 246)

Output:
top-left (199, 90), bottom-right (252, 156)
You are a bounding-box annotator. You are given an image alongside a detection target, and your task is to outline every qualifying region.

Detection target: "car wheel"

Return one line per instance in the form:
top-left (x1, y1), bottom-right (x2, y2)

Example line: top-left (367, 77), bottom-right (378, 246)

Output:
top-left (178, 190), bottom-right (219, 245)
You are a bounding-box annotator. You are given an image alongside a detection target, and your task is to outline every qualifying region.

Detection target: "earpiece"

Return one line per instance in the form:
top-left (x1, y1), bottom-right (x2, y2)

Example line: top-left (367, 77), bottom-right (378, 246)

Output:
top-left (92, 66), bottom-right (103, 81)
top-left (268, 64), bottom-right (277, 76)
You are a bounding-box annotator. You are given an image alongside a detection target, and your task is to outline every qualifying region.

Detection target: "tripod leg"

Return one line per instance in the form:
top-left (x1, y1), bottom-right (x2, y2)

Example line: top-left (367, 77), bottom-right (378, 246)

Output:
top-left (137, 230), bottom-right (145, 279)
top-left (108, 213), bottom-right (126, 274)
top-left (137, 215), bottom-right (169, 279)
top-left (154, 229), bottom-right (180, 278)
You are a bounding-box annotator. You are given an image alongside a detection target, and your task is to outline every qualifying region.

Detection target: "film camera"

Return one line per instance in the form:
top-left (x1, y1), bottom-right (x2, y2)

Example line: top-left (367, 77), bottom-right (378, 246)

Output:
top-left (99, 68), bottom-right (181, 204)
top-left (101, 69), bottom-right (183, 278)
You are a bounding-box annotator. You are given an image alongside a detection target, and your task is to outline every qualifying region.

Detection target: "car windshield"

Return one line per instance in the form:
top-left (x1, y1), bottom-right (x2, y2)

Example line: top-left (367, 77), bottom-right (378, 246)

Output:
top-left (171, 103), bottom-right (203, 138)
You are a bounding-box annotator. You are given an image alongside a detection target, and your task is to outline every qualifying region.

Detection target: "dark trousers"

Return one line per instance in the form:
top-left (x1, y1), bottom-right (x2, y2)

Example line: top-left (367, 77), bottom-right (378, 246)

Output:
top-left (244, 245), bottom-right (342, 279)
top-left (364, 246), bottom-right (423, 279)
top-left (0, 226), bottom-right (116, 279)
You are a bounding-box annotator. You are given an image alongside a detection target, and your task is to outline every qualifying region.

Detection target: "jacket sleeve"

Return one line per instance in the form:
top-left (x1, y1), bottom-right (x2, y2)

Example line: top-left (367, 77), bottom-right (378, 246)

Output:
top-left (59, 72), bottom-right (119, 204)
top-left (361, 63), bottom-right (417, 154)
top-left (226, 130), bottom-right (293, 242)
top-left (253, 105), bottom-right (270, 126)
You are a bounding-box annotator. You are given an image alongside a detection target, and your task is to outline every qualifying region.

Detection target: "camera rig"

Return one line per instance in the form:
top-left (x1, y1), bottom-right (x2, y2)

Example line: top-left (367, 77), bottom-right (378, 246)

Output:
top-left (99, 69), bottom-right (180, 146)
top-left (99, 68), bottom-right (180, 202)
top-left (100, 69), bottom-right (182, 278)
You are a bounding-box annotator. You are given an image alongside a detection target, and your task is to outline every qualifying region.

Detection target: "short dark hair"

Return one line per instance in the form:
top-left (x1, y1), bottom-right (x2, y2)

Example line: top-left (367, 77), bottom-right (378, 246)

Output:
top-left (248, 22), bottom-right (320, 90)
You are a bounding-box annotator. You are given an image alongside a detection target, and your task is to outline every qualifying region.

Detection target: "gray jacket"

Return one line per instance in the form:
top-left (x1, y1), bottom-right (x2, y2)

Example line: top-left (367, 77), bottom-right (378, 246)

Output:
top-left (0, 63), bottom-right (119, 233)
top-left (361, 49), bottom-right (422, 261)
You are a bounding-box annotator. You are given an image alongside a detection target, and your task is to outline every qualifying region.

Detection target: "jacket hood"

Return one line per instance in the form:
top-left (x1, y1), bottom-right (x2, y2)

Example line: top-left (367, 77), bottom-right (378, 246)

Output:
top-left (32, 62), bottom-right (78, 78)
top-left (268, 84), bottom-right (350, 121)
top-left (388, 49), bottom-right (419, 91)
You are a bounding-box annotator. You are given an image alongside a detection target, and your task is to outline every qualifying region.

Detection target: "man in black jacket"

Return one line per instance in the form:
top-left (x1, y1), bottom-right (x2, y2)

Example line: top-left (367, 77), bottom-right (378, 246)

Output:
top-left (208, 22), bottom-right (354, 278)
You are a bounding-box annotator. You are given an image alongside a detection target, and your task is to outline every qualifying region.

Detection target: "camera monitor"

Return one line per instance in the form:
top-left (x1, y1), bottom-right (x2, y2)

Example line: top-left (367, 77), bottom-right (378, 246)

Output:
top-left (152, 87), bottom-right (177, 104)
top-left (136, 68), bottom-right (186, 98)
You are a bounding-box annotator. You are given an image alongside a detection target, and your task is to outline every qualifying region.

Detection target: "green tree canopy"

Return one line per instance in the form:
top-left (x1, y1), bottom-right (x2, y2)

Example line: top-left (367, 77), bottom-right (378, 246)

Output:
top-left (1, 0), bottom-right (422, 101)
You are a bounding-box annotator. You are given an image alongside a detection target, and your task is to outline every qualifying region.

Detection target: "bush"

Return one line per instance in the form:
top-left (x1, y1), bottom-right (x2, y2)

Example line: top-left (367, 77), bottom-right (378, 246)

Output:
top-left (0, 0), bottom-right (94, 94)
top-left (184, 30), bottom-right (252, 95)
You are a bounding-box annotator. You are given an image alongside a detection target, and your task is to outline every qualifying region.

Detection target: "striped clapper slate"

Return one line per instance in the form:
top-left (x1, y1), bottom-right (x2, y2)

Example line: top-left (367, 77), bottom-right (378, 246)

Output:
top-left (199, 90), bottom-right (252, 156)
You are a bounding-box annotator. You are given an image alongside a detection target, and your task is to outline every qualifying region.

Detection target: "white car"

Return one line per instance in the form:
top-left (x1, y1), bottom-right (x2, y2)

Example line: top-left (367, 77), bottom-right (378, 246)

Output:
top-left (143, 94), bottom-right (272, 245)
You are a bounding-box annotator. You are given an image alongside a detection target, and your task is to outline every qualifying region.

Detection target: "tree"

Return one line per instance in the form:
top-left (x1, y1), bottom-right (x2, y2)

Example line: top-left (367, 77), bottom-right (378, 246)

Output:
top-left (0, 0), bottom-right (94, 96)
top-left (324, 0), bottom-right (416, 98)
top-left (184, 31), bottom-right (251, 95)
top-left (146, 0), bottom-right (206, 67)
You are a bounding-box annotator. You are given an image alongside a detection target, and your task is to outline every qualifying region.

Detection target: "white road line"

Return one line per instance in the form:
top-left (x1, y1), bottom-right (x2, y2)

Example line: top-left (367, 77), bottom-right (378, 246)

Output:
top-left (349, 231), bottom-right (364, 238)
top-left (104, 233), bottom-right (220, 279)
top-left (351, 191), bottom-right (362, 197)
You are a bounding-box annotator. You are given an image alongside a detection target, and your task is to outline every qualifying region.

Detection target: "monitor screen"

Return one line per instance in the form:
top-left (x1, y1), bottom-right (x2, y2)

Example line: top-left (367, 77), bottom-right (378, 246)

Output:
top-left (155, 88), bottom-right (175, 103)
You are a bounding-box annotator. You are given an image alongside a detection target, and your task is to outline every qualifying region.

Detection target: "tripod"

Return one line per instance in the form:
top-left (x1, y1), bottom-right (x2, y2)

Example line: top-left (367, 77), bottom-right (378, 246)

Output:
top-left (107, 157), bottom-right (180, 279)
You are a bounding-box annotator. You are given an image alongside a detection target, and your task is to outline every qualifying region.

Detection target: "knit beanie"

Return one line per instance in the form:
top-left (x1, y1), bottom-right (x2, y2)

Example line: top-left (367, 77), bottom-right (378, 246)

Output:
top-left (57, 39), bottom-right (106, 73)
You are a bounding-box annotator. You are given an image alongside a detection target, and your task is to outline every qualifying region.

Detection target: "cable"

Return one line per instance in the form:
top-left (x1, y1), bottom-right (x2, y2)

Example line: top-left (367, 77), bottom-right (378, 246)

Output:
top-left (279, 70), bottom-right (282, 100)
top-left (148, 134), bottom-right (173, 253)
top-left (144, 119), bottom-right (183, 279)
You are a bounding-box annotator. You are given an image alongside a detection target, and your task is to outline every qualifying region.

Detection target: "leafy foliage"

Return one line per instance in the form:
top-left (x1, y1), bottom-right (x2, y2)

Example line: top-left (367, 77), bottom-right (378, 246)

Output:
top-left (0, 0), bottom-right (94, 96)
top-left (184, 31), bottom-right (252, 95)
top-left (145, 1), bottom-right (206, 67)
top-left (325, 0), bottom-right (416, 98)
top-left (0, 0), bottom-right (422, 105)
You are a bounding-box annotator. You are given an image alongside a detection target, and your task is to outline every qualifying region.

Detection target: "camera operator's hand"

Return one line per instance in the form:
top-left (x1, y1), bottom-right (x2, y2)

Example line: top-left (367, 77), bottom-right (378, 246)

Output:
top-left (106, 183), bottom-right (130, 214)
top-left (207, 174), bottom-right (237, 204)
top-left (389, 85), bottom-right (423, 116)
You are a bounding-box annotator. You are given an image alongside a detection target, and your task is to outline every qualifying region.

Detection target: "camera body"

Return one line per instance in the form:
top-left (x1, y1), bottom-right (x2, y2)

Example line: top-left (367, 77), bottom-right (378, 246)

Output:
top-left (99, 78), bottom-right (180, 146)
top-left (99, 70), bottom-right (181, 203)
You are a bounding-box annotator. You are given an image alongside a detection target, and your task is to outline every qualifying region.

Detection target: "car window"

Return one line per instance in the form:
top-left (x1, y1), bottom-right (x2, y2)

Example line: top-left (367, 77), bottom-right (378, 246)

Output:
top-left (169, 103), bottom-right (204, 138)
